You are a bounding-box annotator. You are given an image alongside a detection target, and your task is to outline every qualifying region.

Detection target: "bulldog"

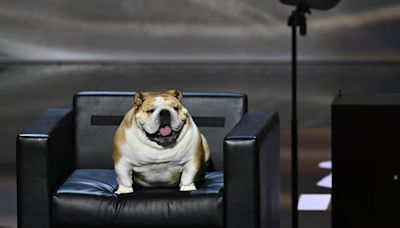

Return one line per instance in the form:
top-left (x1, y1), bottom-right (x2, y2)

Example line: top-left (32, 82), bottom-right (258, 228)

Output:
top-left (112, 89), bottom-right (211, 194)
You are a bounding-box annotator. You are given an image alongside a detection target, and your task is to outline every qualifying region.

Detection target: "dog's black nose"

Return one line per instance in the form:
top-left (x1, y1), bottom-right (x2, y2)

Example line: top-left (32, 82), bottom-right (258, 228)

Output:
top-left (159, 110), bottom-right (170, 118)
top-left (159, 110), bottom-right (171, 125)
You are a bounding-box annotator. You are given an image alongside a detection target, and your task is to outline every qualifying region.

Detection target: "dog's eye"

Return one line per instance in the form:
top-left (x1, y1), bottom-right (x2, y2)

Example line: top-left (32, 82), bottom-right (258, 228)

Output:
top-left (174, 107), bottom-right (179, 111)
top-left (147, 109), bottom-right (155, 113)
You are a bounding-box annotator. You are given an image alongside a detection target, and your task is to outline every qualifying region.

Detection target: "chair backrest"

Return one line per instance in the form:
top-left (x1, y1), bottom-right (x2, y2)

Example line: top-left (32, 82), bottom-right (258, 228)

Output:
top-left (74, 92), bottom-right (247, 171)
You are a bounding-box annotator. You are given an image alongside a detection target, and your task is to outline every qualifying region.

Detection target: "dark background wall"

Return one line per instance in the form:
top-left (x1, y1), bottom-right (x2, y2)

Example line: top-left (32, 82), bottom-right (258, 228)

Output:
top-left (0, 0), bottom-right (399, 61)
top-left (0, 0), bottom-right (399, 163)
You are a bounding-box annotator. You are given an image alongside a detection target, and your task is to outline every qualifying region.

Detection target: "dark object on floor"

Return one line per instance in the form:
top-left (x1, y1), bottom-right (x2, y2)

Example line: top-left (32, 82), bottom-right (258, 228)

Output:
top-left (17, 91), bottom-right (280, 228)
top-left (332, 93), bottom-right (400, 228)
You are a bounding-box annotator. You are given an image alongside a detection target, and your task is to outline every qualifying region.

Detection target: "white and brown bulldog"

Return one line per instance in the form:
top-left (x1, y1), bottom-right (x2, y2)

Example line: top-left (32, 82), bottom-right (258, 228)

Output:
top-left (112, 89), bottom-right (211, 194)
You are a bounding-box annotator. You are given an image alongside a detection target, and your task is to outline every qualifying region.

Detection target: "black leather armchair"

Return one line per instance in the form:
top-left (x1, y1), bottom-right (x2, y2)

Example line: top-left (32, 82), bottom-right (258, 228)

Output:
top-left (17, 92), bottom-right (280, 228)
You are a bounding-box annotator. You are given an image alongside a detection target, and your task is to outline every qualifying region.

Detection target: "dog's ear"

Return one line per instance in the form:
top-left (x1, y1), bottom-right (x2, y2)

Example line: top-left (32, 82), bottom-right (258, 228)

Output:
top-left (134, 92), bottom-right (144, 109)
top-left (167, 89), bottom-right (183, 102)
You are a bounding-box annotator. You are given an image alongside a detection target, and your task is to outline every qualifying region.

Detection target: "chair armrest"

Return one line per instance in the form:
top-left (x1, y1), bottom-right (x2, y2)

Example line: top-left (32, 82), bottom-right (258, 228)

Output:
top-left (224, 111), bottom-right (280, 228)
top-left (17, 108), bottom-right (74, 228)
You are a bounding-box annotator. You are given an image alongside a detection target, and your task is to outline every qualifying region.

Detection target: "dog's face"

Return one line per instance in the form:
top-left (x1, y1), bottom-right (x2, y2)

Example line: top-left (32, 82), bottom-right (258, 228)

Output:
top-left (133, 89), bottom-right (189, 148)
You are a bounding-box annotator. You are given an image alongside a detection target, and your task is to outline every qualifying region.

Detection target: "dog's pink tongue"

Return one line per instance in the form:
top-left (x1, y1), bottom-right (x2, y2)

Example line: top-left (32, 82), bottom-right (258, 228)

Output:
top-left (159, 126), bottom-right (172, 136)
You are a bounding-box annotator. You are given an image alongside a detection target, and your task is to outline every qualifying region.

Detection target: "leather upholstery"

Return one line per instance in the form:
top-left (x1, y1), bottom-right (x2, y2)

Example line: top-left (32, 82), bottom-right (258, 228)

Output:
top-left (57, 169), bottom-right (118, 197)
top-left (53, 192), bottom-right (223, 228)
top-left (224, 112), bottom-right (280, 228)
top-left (74, 92), bottom-right (247, 171)
top-left (54, 169), bottom-right (224, 227)
top-left (17, 92), bottom-right (280, 228)
top-left (17, 108), bottom-right (74, 228)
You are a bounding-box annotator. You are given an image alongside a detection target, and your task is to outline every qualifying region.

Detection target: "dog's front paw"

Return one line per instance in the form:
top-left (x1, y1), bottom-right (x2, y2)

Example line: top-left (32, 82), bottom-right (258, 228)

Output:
top-left (180, 183), bottom-right (197, 191)
top-left (115, 185), bottom-right (134, 195)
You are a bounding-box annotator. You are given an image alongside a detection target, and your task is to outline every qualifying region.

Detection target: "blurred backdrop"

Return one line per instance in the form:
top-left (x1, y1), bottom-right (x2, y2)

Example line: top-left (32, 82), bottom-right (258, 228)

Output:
top-left (0, 0), bottom-right (400, 227)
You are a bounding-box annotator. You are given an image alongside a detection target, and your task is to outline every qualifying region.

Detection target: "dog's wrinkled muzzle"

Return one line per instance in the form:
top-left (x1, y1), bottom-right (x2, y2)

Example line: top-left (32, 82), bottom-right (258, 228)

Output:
top-left (145, 109), bottom-right (185, 148)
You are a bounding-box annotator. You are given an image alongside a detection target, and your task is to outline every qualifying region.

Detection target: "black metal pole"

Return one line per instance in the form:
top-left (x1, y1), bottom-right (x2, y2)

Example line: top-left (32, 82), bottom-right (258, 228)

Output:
top-left (288, 4), bottom-right (309, 228)
top-left (291, 21), bottom-right (299, 228)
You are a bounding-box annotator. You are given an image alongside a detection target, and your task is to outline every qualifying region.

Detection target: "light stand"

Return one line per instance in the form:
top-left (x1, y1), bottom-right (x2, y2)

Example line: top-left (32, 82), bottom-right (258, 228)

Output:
top-left (287, 3), bottom-right (310, 228)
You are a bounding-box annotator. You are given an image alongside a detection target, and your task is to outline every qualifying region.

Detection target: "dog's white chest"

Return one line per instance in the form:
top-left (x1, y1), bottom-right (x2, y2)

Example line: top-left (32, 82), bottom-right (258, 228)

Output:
top-left (119, 128), bottom-right (197, 187)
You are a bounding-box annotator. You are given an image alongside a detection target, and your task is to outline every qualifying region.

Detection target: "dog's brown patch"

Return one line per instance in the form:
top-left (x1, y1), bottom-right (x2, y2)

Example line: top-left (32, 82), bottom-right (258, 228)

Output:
top-left (112, 126), bottom-right (126, 164)
top-left (194, 139), bottom-right (204, 171)
top-left (112, 107), bottom-right (137, 163)
top-left (133, 172), bottom-right (146, 185)
top-left (170, 171), bottom-right (182, 184)
top-left (122, 108), bottom-right (135, 128)
top-left (194, 133), bottom-right (211, 185)
top-left (201, 134), bottom-right (211, 163)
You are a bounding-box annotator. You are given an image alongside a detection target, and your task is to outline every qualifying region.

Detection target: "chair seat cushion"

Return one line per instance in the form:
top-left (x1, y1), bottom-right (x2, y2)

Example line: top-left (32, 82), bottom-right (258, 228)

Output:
top-left (53, 169), bottom-right (224, 228)
top-left (57, 169), bottom-right (118, 196)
